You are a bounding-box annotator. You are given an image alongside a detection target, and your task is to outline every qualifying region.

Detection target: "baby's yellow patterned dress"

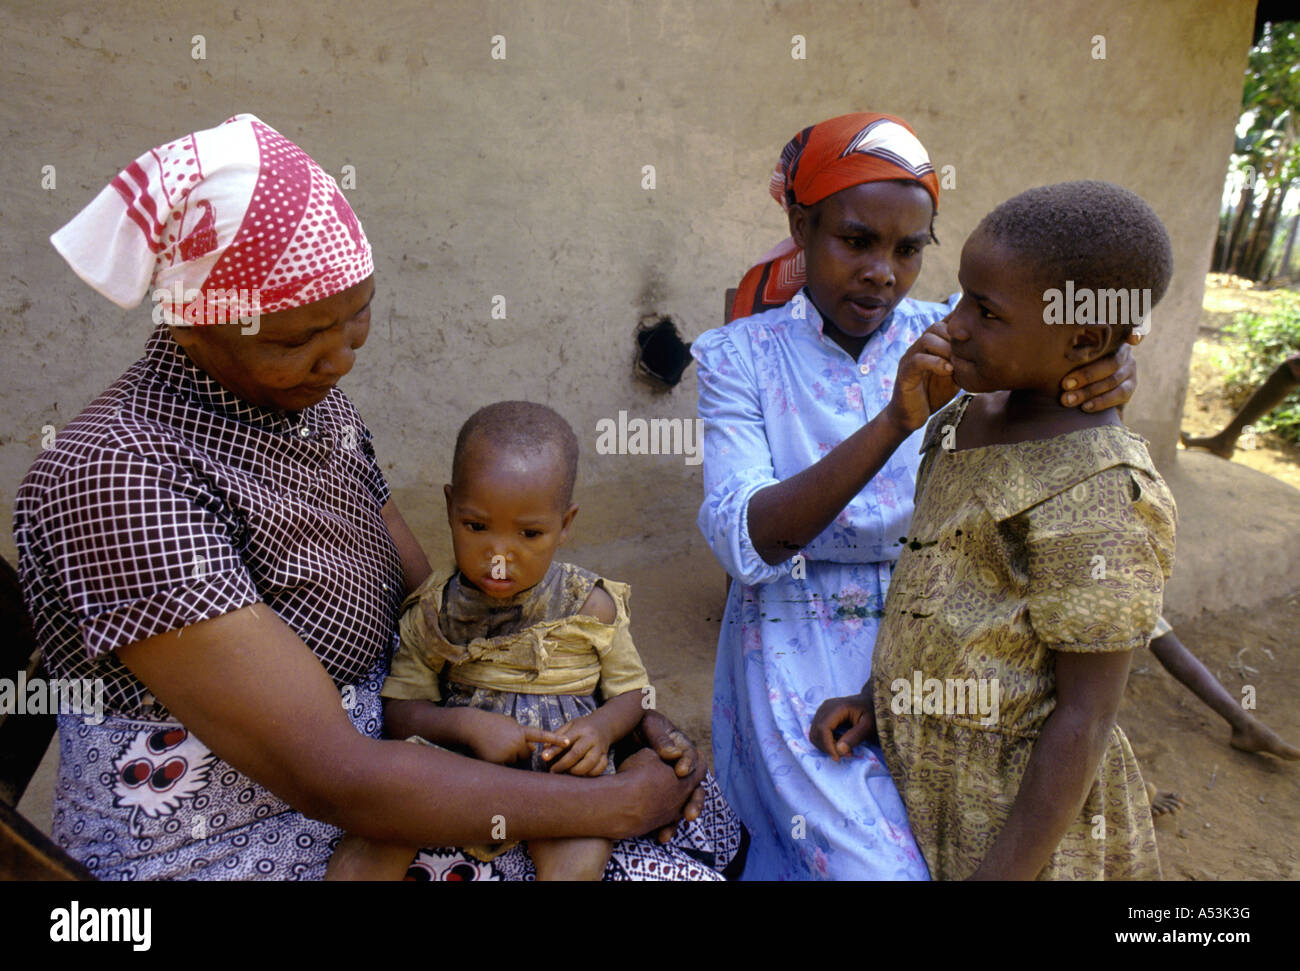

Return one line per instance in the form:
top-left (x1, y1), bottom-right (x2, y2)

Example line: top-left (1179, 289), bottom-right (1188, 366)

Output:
top-left (872, 395), bottom-right (1175, 880)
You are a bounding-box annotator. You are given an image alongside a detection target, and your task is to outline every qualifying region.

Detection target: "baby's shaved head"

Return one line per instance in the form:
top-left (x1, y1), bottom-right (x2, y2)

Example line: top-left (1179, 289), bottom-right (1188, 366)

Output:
top-left (452, 401), bottom-right (580, 505)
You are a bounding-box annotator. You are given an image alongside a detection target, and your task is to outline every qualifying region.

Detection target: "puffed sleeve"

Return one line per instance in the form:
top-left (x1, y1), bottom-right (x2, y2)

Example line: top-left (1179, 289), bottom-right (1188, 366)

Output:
top-left (592, 579), bottom-right (651, 700)
top-left (39, 446), bottom-right (260, 659)
top-left (1024, 465), bottom-right (1175, 652)
top-left (381, 579), bottom-right (447, 702)
top-left (692, 326), bottom-right (788, 587)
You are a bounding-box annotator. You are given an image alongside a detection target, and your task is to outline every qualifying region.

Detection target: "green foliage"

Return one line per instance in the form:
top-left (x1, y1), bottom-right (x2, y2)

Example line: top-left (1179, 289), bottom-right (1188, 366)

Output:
top-left (1223, 289), bottom-right (1300, 442)
top-left (1240, 21), bottom-right (1300, 188)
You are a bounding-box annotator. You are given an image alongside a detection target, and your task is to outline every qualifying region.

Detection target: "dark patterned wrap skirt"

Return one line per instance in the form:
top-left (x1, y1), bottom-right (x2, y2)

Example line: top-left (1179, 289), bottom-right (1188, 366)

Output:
top-left (413, 681), bottom-right (744, 881)
top-left (52, 664), bottom-right (743, 881)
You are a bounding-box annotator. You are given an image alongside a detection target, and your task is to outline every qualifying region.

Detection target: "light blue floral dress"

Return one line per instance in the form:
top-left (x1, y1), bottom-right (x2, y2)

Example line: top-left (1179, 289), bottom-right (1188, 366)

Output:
top-left (693, 288), bottom-right (958, 880)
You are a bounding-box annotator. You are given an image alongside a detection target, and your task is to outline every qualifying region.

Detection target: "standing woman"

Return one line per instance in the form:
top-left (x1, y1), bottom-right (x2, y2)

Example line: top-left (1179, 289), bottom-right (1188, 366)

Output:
top-left (694, 113), bottom-right (1137, 879)
top-left (16, 114), bottom-right (736, 880)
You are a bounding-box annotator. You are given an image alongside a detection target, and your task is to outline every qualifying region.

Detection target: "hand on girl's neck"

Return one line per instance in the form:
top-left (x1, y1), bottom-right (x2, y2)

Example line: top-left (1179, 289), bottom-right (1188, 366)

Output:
top-left (1007, 367), bottom-right (1121, 424)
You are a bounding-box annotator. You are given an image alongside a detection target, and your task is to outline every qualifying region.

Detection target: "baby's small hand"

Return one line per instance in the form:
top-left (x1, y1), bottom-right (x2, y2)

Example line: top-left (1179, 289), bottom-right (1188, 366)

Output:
top-left (462, 709), bottom-right (567, 765)
top-left (542, 716), bottom-right (610, 776)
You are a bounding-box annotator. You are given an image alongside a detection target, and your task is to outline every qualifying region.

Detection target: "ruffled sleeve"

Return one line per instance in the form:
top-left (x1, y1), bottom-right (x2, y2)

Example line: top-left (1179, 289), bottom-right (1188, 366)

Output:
top-left (692, 326), bottom-right (789, 587)
top-left (1024, 465), bottom-right (1175, 652)
top-left (589, 579), bottom-right (651, 700)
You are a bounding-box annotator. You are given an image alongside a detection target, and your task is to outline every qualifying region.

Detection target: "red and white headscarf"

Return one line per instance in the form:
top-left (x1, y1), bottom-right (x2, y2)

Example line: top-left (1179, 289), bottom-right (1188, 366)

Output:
top-left (51, 113), bottom-right (372, 326)
top-left (729, 112), bottom-right (938, 322)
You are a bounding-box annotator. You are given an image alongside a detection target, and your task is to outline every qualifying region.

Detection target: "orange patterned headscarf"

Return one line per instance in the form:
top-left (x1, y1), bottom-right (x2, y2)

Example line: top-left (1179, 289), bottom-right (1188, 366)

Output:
top-left (770, 112), bottom-right (939, 212)
top-left (730, 112), bottom-right (938, 322)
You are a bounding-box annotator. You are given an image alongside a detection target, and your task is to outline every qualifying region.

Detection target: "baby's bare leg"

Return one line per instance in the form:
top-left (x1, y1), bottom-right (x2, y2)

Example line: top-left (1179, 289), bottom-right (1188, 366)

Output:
top-left (325, 834), bottom-right (419, 881)
top-left (528, 837), bottom-right (613, 881)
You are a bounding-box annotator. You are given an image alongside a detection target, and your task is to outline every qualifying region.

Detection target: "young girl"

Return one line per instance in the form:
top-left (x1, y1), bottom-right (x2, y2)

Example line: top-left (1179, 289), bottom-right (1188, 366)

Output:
top-left (811, 180), bottom-right (1176, 879)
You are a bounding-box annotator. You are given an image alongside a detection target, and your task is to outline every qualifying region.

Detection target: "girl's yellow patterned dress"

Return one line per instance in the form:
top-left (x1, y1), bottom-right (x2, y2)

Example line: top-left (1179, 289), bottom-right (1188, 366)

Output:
top-left (872, 395), bottom-right (1175, 880)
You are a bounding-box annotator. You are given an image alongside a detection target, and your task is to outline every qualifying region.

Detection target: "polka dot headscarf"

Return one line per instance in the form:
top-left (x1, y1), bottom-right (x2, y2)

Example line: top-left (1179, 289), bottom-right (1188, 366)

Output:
top-left (51, 114), bottom-right (373, 326)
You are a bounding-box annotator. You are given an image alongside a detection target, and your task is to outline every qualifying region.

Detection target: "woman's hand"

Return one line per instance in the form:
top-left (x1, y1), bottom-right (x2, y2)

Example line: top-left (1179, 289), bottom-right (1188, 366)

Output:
top-left (1060, 337), bottom-right (1138, 412)
top-left (809, 692), bottom-right (876, 761)
top-left (884, 319), bottom-right (960, 434)
top-left (614, 747), bottom-right (706, 838)
top-left (636, 709), bottom-right (707, 843)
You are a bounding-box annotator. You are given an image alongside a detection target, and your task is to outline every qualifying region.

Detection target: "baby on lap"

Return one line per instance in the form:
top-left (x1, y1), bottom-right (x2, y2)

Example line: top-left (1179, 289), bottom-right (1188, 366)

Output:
top-left (332, 400), bottom-right (652, 880)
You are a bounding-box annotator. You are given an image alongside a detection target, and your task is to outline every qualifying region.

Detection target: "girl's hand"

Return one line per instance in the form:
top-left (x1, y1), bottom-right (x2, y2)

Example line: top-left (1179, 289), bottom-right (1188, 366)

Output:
top-left (461, 709), bottom-right (568, 765)
top-left (542, 715), bottom-right (611, 776)
top-left (884, 319), bottom-right (960, 434)
top-left (1060, 337), bottom-right (1138, 412)
top-left (809, 692), bottom-right (876, 761)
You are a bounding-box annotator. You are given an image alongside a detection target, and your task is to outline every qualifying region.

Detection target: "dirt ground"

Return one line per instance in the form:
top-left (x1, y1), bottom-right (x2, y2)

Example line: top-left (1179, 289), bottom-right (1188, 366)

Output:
top-left (1179, 273), bottom-right (1300, 492)
top-left (1137, 274), bottom-right (1300, 880)
top-left (1124, 592), bottom-right (1300, 880)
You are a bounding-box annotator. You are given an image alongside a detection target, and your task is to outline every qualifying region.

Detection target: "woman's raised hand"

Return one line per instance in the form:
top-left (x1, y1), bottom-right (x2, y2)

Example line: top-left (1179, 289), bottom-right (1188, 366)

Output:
top-left (885, 318), bottom-right (960, 434)
top-left (1060, 336), bottom-right (1139, 412)
top-left (809, 692), bottom-right (877, 761)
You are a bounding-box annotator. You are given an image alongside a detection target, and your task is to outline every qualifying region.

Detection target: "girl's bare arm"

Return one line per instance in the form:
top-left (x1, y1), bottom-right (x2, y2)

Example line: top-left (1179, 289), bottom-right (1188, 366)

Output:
top-left (967, 649), bottom-right (1133, 880)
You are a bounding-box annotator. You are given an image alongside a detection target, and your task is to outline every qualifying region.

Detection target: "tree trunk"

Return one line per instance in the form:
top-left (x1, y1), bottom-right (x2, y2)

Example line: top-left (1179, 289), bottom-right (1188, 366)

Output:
top-left (1247, 183), bottom-right (1287, 280)
top-left (1224, 178), bottom-right (1256, 275)
top-left (1238, 183), bottom-right (1275, 279)
top-left (1213, 207), bottom-right (1233, 270)
top-left (1278, 211), bottom-right (1299, 281)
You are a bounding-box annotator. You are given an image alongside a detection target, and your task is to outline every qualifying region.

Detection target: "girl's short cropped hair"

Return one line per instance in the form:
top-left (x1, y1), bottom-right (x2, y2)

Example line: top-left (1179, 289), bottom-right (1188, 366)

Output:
top-left (453, 401), bottom-right (580, 503)
top-left (976, 181), bottom-right (1173, 348)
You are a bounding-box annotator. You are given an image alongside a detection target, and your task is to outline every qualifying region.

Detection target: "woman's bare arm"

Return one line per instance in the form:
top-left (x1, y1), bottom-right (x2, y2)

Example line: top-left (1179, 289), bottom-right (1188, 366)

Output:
top-left (117, 605), bottom-right (700, 845)
top-left (380, 499), bottom-right (433, 596)
top-left (747, 323), bottom-right (956, 564)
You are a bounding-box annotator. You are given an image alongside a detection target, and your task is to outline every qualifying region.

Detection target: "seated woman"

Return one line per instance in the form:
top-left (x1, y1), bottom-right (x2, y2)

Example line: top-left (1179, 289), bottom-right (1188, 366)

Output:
top-left (694, 112), bottom-right (1139, 879)
top-left (15, 113), bottom-right (740, 880)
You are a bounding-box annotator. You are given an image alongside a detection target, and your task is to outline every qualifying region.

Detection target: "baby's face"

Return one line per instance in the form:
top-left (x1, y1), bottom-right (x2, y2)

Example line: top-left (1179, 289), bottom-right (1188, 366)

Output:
top-left (444, 443), bottom-right (576, 599)
top-left (945, 230), bottom-right (1103, 395)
